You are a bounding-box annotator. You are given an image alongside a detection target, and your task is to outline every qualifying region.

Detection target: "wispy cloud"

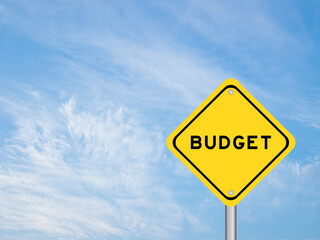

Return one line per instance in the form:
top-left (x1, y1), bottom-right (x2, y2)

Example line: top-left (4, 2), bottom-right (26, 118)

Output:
top-left (291, 96), bottom-right (320, 129)
top-left (1, 0), bottom-right (312, 122)
top-left (239, 154), bottom-right (320, 223)
top-left (0, 0), bottom-right (309, 115)
top-left (0, 94), bottom-right (199, 239)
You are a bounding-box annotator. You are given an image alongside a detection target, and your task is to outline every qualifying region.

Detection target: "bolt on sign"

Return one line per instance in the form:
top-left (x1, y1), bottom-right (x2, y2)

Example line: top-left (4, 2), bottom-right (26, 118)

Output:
top-left (166, 79), bottom-right (295, 206)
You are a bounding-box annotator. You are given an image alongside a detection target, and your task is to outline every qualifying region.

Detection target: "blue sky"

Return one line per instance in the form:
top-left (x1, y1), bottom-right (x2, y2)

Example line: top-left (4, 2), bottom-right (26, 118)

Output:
top-left (0, 0), bottom-right (319, 239)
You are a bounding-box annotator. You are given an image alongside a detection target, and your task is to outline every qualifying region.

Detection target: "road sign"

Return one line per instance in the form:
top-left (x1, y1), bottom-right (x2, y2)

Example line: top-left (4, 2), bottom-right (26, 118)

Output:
top-left (166, 78), bottom-right (295, 206)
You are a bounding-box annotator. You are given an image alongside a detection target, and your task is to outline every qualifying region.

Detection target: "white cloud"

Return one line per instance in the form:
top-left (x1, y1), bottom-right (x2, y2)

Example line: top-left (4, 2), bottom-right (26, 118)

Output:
top-left (0, 95), bottom-right (199, 239)
top-left (0, 0), bottom-right (304, 118)
top-left (239, 155), bottom-right (320, 222)
top-left (291, 96), bottom-right (320, 129)
top-left (155, 0), bottom-right (305, 62)
top-left (0, 0), bottom-right (231, 108)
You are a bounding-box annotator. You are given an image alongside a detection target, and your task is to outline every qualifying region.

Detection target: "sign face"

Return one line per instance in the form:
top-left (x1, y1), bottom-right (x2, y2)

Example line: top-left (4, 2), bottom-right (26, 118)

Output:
top-left (166, 79), bottom-right (295, 206)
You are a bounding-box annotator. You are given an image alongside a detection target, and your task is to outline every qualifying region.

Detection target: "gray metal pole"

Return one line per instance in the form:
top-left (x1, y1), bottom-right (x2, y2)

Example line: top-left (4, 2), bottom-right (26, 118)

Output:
top-left (225, 205), bottom-right (237, 240)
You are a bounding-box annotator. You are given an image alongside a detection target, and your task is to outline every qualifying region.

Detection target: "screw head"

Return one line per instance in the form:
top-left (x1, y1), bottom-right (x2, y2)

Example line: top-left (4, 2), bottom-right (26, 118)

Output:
top-left (228, 190), bottom-right (234, 196)
top-left (228, 89), bottom-right (234, 95)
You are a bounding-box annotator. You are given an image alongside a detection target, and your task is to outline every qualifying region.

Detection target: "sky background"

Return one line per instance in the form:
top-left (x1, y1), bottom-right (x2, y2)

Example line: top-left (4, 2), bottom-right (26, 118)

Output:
top-left (0, 0), bottom-right (319, 239)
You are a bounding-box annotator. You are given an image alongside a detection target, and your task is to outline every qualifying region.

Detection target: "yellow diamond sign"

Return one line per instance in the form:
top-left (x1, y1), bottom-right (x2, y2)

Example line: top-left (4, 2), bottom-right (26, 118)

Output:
top-left (166, 79), bottom-right (295, 206)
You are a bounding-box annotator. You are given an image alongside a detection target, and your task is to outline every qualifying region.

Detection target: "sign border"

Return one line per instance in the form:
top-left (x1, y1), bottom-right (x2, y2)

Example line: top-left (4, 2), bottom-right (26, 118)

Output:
top-left (172, 84), bottom-right (289, 200)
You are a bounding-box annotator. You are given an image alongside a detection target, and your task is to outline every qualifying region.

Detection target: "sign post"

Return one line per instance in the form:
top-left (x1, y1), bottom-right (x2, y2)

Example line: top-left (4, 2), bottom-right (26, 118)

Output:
top-left (226, 206), bottom-right (236, 240)
top-left (166, 79), bottom-right (295, 238)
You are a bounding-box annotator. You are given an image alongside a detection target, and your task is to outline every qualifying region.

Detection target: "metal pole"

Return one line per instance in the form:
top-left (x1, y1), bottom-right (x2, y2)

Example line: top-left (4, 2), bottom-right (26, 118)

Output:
top-left (225, 205), bottom-right (237, 240)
